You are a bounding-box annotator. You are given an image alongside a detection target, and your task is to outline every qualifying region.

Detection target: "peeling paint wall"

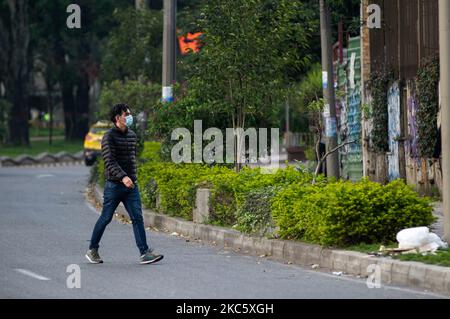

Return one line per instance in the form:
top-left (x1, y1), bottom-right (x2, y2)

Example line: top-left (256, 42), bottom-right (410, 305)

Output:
top-left (387, 82), bottom-right (401, 181)
top-left (406, 82), bottom-right (420, 161)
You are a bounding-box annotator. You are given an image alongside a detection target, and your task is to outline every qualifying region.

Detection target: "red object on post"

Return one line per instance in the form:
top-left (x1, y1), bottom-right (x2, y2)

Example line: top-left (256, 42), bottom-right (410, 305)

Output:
top-left (178, 32), bottom-right (203, 55)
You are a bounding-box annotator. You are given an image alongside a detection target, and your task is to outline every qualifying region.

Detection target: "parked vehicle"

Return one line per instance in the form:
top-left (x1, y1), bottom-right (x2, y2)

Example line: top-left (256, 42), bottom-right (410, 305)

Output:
top-left (83, 121), bottom-right (111, 166)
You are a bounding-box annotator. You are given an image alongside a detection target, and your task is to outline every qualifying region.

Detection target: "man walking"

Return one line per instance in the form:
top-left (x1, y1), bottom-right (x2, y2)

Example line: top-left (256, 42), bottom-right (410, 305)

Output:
top-left (86, 103), bottom-right (163, 265)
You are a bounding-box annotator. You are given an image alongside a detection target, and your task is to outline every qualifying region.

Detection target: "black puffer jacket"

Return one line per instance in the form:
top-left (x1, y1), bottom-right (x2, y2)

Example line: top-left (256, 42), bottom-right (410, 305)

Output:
top-left (101, 125), bottom-right (138, 183)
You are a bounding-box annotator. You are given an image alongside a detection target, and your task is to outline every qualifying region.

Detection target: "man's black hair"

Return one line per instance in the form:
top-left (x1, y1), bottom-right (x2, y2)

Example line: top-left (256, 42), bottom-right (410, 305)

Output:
top-left (110, 103), bottom-right (131, 124)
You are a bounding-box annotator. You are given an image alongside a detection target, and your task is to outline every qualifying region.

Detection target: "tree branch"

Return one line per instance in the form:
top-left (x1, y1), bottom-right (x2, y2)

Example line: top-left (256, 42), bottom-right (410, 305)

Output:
top-left (313, 140), bottom-right (358, 183)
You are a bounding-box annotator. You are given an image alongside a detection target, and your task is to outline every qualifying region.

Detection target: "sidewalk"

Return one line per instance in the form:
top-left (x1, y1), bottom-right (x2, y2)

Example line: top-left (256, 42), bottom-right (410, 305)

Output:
top-left (432, 202), bottom-right (445, 239)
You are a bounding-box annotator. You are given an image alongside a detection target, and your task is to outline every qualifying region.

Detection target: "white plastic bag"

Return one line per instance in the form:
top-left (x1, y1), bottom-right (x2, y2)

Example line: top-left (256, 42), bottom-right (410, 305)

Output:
top-left (396, 227), bottom-right (448, 251)
top-left (427, 232), bottom-right (448, 249)
top-left (396, 227), bottom-right (430, 249)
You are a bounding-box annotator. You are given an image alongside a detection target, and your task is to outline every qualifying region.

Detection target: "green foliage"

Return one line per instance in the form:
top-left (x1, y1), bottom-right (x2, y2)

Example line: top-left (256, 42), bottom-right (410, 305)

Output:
top-left (417, 55), bottom-right (440, 158)
top-left (148, 90), bottom-right (231, 161)
top-left (139, 141), bottom-right (163, 163)
top-left (95, 159), bottom-right (105, 188)
top-left (236, 186), bottom-right (280, 237)
top-left (91, 142), bottom-right (435, 249)
top-left (272, 178), bottom-right (435, 247)
top-left (98, 79), bottom-right (161, 120)
top-left (133, 142), bottom-right (317, 224)
top-left (394, 248), bottom-right (450, 268)
top-left (97, 78), bottom-right (161, 156)
top-left (0, 140), bottom-right (83, 157)
top-left (202, 166), bottom-right (316, 226)
top-left (182, 0), bottom-right (315, 133)
top-left (285, 64), bottom-right (324, 134)
top-left (151, 0), bottom-right (319, 159)
top-left (89, 158), bottom-right (105, 188)
top-left (368, 69), bottom-right (393, 153)
top-left (101, 8), bottom-right (163, 83)
top-left (138, 161), bottom-right (211, 219)
top-left (304, 146), bottom-right (316, 161)
top-left (290, 63), bottom-right (323, 114)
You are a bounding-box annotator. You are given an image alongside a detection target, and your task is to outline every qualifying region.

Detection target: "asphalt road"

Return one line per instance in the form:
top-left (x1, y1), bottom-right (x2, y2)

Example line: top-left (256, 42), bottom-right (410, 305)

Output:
top-left (0, 164), bottom-right (447, 299)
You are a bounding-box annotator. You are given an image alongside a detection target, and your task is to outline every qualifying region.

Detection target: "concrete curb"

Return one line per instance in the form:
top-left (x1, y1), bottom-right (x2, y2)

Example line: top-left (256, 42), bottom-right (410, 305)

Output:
top-left (92, 184), bottom-right (450, 296)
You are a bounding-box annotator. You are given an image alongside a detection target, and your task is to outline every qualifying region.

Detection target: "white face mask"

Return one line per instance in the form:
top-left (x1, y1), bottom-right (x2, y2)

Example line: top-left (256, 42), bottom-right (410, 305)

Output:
top-left (125, 115), bottom-right (133, 127)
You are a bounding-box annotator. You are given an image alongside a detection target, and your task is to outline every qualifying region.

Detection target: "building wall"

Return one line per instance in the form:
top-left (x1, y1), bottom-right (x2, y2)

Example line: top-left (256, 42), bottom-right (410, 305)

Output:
top-left (334, 36), bottom-right (363, 182)
top-left (360, 0), bottom-right (441, 195)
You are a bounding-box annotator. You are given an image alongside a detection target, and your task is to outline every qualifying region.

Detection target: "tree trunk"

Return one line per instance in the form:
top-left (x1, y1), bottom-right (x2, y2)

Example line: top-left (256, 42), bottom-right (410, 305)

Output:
top-left (62, 79), bottom-right (76, 141)
top-left (73, 72), bottom-right (90, 140)
top-left (6, 0), bottom-right (30, 146)
top-left (46, 86), bottom-right (53, 146)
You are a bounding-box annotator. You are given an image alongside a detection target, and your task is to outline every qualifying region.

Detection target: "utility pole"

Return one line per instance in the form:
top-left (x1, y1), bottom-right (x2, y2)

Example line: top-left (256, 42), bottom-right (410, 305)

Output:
top-left (162, 0), bottom-right (176, 103)
top-left (439, 0), bottom-right (450, 243)
top-left (319, 0), bottom-right (339, 178)
top-left (285, 96), bottom-right (290, 147)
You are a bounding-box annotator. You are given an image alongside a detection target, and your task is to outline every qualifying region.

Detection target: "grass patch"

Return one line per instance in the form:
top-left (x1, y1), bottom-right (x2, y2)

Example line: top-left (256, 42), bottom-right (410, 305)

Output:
top-left (393, 249), bottom-right (450, 267)
top-left (347, 243), bottom-right (450, 268)
top-left (29, 127), bottom-right (65, 137)
top-left (0, 140), bottom-right (83, 157)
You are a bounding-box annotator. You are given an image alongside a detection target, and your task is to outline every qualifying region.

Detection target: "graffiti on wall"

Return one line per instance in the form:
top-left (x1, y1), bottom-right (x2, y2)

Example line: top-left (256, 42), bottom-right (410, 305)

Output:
top-left (388, 82), bottom-right (401, 181)
top-left (348, 88), bottom-right (362, 154)
top-left (406, 92), bottom-right (420, 160)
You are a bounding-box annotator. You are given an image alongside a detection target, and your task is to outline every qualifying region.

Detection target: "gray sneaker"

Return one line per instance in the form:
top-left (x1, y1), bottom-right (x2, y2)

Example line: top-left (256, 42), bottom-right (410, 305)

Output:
top-left (85, 248), bottom-right (103, 264)
top-left (140, 249), bottom-right (164, 265)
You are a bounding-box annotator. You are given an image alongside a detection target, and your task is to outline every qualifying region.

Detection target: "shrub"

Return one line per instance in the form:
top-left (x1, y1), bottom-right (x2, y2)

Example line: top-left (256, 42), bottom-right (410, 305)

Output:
top-left (89, 160), bottom-right (99, 185)
top-left (272, 178), bottom-right (435, 247)
top-left (236, 186), bottom-right (281, 237)
top-left (138, 160), bottom-right (211, 219)
top-left (97, 159), bottom-right (105, 188)
top-left (139, 141), bottom-right (163, 163)
top-left (135, 141), bottom-right (316, 225)
top-left (203, 166), bottom-right (315, 227)
top-left (93, 140), bottom-right (435, 249)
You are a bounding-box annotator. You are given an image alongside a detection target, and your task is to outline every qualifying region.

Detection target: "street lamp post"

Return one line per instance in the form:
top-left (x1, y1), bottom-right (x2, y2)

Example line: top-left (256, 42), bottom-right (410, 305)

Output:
top-left (162, 0), bottom-right (176, 103)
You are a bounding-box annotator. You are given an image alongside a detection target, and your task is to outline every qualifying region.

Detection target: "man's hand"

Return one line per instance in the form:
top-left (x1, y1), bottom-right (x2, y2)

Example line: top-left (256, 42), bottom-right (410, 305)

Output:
top-left (122, 176), bottom-right (135, 189)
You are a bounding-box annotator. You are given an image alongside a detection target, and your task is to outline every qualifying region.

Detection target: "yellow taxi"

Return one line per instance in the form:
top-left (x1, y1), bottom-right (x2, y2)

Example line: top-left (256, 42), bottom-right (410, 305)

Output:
top-left (83, 121), bottom-right (111, 166)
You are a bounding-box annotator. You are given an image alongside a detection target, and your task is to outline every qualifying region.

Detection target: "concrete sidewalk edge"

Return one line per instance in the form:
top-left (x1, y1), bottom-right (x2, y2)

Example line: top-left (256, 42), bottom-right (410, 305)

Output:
top-left (92, 184), bottom-right (450, 296)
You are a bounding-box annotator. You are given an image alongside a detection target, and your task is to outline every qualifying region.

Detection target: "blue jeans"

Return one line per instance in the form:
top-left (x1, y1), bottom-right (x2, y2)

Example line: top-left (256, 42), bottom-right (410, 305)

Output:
top-left (89, 180), bottom-right (149, 255)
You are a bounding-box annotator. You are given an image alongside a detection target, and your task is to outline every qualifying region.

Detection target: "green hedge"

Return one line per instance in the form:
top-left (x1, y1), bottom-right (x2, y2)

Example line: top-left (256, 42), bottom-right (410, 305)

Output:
top-left (236, 186), bottom-right (281, 236)
top-left (91, 159), bottom-right (105, 188)
top-left (202, 166), bottom-right (318, 226)
top-left (271, 179), bottom-right (435, 247)
top-left (138, 161), bottom-right (210, 219)
top-left (139, 141), bottom-right (163, 163)
top-left (92, 141), bottom-right (435, 248)
top-left (136, 141), bottom-right (318, 225)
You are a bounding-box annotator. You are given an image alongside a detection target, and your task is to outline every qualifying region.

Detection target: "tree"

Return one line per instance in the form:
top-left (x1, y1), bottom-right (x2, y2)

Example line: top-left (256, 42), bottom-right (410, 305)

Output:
top-left (98, 78), bottom-right (161, 155)
top-left (287, 63), bottom-right (323, 133)
top-left (30, 0), bottom-right (131, 141)
top-left (182, 0), bottom-right (315, 170)
top-left (306, 95), bottom-right (356, 183)
top-left (101, 8), bottom-right (163, 83)
top-left (0, 0), bottom-right (31, 146)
